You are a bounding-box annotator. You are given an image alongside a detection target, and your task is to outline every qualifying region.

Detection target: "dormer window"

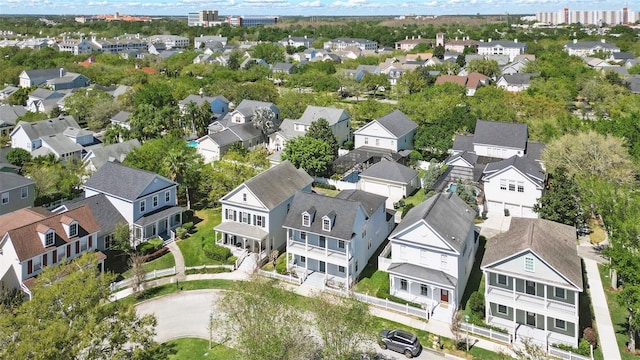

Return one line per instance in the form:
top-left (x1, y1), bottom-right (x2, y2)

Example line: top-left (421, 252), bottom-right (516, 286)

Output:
top-left (44, 231), bottom-right (54, 247)
top-left (69, 223), bottom-right (78, 237)
top-left (322, 218), bottom-right (331, 231)
top-left (302, 214), bottom-right (310, 227)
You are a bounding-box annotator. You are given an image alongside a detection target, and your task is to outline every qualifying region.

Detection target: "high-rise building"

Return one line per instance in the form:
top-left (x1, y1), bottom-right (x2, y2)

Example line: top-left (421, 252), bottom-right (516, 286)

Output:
top-left (188, 10), bottom-right (220, 27)
top-left (536, 7), bottom-right (639, 25)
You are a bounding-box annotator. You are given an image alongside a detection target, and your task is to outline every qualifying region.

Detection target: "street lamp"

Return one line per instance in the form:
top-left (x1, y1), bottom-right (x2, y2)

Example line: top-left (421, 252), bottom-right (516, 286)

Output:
top-left (464, 314), bottom-right (470, 352)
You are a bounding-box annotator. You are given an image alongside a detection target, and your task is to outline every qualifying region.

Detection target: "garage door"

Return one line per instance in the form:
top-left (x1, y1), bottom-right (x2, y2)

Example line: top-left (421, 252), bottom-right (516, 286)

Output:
top-left (521, 206), bottom-right (538, 218)
top-left (504, 203), bottom-right (521, 217)
top-left (362, 180), bottom-right (390, 198)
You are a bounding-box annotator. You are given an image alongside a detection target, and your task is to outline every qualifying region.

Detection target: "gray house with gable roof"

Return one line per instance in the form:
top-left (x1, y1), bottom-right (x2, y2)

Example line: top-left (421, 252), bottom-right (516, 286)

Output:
top-left (380, 192), bottom-right (478, 322)
top-left (284, 189), bottom-right (392, 289)
top-left (0, 172), bottom-right (35, 216)
top-left (358, 160), bottom-right (419, 209)
top-left (214, 161), bottom-right (313, 257)
top-left (353, 110), bottom-right (417, 152)
top-left (481, 218), bottom-right (583, 348)
top-left (83, 162), bottom-right (183, 245)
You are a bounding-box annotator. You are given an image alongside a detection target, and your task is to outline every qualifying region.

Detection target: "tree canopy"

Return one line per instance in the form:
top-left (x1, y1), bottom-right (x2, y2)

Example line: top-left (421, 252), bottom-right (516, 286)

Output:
top-left (282, 136), bottom-right (335, 177)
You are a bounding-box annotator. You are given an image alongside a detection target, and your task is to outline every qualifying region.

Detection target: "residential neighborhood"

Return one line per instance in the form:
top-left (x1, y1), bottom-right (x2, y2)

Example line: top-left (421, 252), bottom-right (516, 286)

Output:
top-left (0, 10), bottom-right (639, 360)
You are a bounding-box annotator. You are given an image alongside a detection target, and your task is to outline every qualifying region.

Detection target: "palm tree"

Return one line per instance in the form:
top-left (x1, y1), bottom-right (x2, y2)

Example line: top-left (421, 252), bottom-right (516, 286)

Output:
top-left (252, 107), bottom-right (278, 144)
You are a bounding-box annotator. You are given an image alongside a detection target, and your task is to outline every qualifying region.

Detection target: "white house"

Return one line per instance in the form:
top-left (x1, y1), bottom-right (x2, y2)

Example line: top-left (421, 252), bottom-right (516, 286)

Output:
top-left (477, 40), bottom-right (527, 62)
top-left (0, 205), bottom-right (104, 297)
top-left (353, 110), bottom-right (417, 152)
top-left (324, 38), bottom-right (378, 51)
top-left (10, 116), bottom-right (95, 161)
top-left (268, 105), bottom-right (351, 152)
top-left (284, 189), bottom-right (393, 289)
top-left (482, 155), bottom-right (545, 218)
top-left (380, 192), bottom-right (478, 321)
top-left (358, 160), bottom-right (419, 209)
top-left (481, 218), bottom-right (583, 348)
top-left (214, 161), bottom-right (313, 257)
top-left (83, 162), bottom-right (183, 245)
top-left (496, 74), bottom-right (535, 92)
top-left (563, 39), bottom-right (620, 58)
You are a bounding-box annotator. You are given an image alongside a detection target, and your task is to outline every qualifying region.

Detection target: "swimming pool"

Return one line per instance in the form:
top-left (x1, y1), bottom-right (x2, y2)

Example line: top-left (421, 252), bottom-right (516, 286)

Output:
top-left (186, 140), bottom-right (198, 147)
top-left (446, 183), bottom-right (457, 194)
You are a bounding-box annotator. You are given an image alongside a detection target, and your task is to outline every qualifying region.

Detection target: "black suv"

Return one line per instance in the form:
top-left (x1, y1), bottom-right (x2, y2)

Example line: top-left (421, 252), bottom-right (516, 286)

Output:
top-left (379, 329), bottom-right (422, 358)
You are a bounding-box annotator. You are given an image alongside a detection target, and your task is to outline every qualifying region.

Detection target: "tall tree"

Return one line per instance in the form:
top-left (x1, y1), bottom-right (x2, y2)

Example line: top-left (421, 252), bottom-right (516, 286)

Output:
top-left (282, 136), bottom-right (335, 177)
top-left (466, 59), bottom-right (501, 78)
top-left (252, 42), bottom-right (285, 65)
top-left (252, 107), bottom-right (278, 143)
top-left (0, 253), bottom-right (160, 359)
top-left (533, 168), bottom-right (583, 226)
top-left (306, 118), bottom-right (339, 156)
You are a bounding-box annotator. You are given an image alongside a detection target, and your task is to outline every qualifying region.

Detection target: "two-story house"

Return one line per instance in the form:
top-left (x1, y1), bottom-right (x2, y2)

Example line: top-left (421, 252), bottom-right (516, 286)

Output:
top-left (353, 110), bottom-right (418, 152)
top-left (25, 88), bottom-right (65, 113)
top-left (0, 172), bottom-right (35, 216)
top-left (268, 105), bottom-right (352, 152)
top-left (178, 94), bottom-right (230, 120)
top-left (324, 38), bottom-right (378, 51)
top-left (380, 192), bottom-right (477, 321)
top-left (481, 218), bottom-right (583, 348)
top-left (10, 116), bottom-right (95, 161)
top-left (284, 189), bottom-right (392, 289)
top-left (477, 40), bottom-right (527, 62)
top-left (214, 161), bottom-right (313, 257)
top-left (19, 68), bottom-right (90, 91)
top-left (83, 162), bottom-right (183, 246)
top-left (0, 205), bottom-right (103, 297)
top-left (278, 36), bottom-right (315, 48)
top-left (563, 39), bottom-right (621, 58)
top-left (447, 119), bottom-right (546, 218)
top-left (196, 99), bottom-right (280, 162)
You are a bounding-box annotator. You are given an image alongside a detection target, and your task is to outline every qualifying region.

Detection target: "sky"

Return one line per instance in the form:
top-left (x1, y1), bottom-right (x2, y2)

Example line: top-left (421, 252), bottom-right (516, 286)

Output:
top-left (0, 0), bottom-right (635, 16)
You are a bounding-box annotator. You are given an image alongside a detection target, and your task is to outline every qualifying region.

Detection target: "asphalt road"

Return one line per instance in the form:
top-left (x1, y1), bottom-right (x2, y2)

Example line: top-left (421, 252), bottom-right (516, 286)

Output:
top-left (135, 289), bottom-right (452, 359)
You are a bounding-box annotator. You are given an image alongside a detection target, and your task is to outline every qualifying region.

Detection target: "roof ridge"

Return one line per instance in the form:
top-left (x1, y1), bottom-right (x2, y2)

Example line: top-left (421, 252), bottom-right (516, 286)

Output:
top-left (527, 221), bottom-right (535, 247)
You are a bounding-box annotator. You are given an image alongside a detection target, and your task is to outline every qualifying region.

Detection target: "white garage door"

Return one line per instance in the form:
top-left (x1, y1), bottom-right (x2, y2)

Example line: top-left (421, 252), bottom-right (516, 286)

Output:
top-left (521, 206), bottom-right (538, 218)
top-left (362, 180), bottom-right (390, 198)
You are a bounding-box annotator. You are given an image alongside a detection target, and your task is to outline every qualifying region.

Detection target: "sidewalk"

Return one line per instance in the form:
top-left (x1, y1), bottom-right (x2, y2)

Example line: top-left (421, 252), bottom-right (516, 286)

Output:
top-left (584, 259), bottom-right (621, 360)
top-left (167, 242), bottom-right (186, 280)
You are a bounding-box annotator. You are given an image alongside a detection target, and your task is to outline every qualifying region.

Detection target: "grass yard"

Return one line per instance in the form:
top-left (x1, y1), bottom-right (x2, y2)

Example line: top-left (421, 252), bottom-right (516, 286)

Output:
top-left (403, 188), bottom-right (426, 207)
top-left (588, 218), bottom-right (606, 244)
top-left (312, 186), bottom-right (340, 197)
top-left (355, 269), bottom-right (389, 295)
top-left (598, 264), bottom-right (637, 360)
top-left (178, 208), bottom-right (223, 267)
top-left (122, 252), bottom-right (176, 278)
top-left (163, 338), bottom-right (237, 359)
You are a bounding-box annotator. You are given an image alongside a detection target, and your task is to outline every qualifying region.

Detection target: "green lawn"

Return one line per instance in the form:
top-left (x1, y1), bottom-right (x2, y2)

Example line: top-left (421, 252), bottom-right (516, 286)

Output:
top-left (122, 252), bottom-right (176, 278)
top-left (598, 264), bottom-right (637, 360)
top-left (312, 186), bottom-right (340, 197)
top-left (162, 338), bottom-right (236, 359)
top-left (178, 208), bottom-right (223, 267)
top-left (403, 188), bottom-right (426, 207)
top-left (355, 269), bottom-right (389, 295)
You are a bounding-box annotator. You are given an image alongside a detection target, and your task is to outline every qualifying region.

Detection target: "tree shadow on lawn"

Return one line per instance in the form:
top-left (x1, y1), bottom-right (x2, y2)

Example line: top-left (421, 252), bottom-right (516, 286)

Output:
top-left (460, 235), bottom-right (487, 310)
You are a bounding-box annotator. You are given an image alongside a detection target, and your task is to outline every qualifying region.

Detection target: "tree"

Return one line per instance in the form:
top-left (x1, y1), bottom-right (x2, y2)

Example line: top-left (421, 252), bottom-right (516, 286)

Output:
top-left (533, 168), bottom-right (583, 226)
top-left (306, 118), bottom-right (339, 156)
top-left (252, 107), bottom-right (278, 143)
top-left (311, 293), bottom-right (375, 359)
top-left (467, 59), bottom-right (501, 78)
top-left (5, 148), bottom-right (32, 168)
top-left (252, 42), bottom-right (285, 65)
top-left (455, 180), bottom-right (478, 213)
top-left (542, 131), bottom-right (635, 185)
top-left (433, 45), bottom-right (445, 60)
top-left (214, 278), bottom-right (317, 360)
top-left (0, 253), bottom-right (160, 359)
top-left (282, 136), bottom-right (335, 177)
top-left (456, 54), bottom-right (466, 68)
top-left (64, 89), bottom-right (119, 130)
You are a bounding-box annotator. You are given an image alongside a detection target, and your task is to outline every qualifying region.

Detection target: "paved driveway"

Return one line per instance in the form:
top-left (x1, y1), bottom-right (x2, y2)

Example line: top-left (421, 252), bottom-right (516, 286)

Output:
top-left (135, 289), bottom-right (457, 359)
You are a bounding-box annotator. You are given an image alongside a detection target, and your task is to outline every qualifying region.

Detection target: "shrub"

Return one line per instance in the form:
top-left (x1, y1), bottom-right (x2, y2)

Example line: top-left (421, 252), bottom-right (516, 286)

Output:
top-left (342, 140), bottom-right (354, 150)
top-left (182, 222), bottom-right (195, 233)
top-left (468, 291), bottom-right (485, 316)
top-left (175, 227), bottom-right (188, 239)
top-left (227, 255), bottom-right (238, 265)
top-left (202, 238), bottom-right (231, 262)
top-left (553, 340), bottom-right (591, 357)
top-left (275, 259), bottom-right (287, 274)
top-left (313, 182), bottom-right (337, 190)
top-left (583, 327), bottom-right (597, 348)
top-left (137, 238), bottom-right (163, 255)
top-left (185, 267), bottom-right (231, 275)
top-left (401, 203), bottom-right (415, 219)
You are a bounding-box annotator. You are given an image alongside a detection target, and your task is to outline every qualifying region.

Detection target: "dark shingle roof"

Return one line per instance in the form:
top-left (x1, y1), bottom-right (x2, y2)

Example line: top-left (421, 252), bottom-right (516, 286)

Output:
top-left (83, 162), bottom-right (176, 201)
top-left (525, 141), bottom-right (545, 162)
top-left (375, 110), bottom-right (418, 137)
top-left (334, 189), bottom-right (387, 218)
top-left (388, 263), bottom-right (457, 288)
top-left (284, 190), bottom-right (378, 240)
top-left (483, 155), bottom-right (545, 187)
top-left (0, 172), bottom-right (34, 191)
top-left (16, 116), bottom-right (80, 141)
top-left (85, 139), bottom-right (141, 170)
top-left (481, 218), bottom-right (583, 290)
top-left (390, 192), bottom-right (476, 253)
top-left (473, 119), bottom-right (528, 150)
top-left (499, 73), bottom-right (535, 85)
top-left (359, 160), bottom-right (418, 184)
top-left (59, 194), bottom-right (126, 237)
top-left (452, 134), bottom-right (474, 153)
top-left (236, 160), bottom-right (313, 210)
top-left (110, 111), bottom-right (131, 123)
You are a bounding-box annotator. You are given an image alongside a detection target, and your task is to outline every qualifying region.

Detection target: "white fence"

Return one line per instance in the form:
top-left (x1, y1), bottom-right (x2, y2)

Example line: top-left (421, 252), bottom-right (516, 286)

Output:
top-left (185, 264), bottom-right (234, 272)
top-left (258, 269), bottom-right (301, 284)
top-left (110, 267), bottom-right (176, 292)
top-left (354, 292), bottom-right (429, 319)
top-left (312, 176), bottom-right (358, 190)
top-left (460, 322), bottom-right (511, 344)
top-left (377, 243), bottom-right (392, 272)
top-left (548, 345), bottom-right (593, 360)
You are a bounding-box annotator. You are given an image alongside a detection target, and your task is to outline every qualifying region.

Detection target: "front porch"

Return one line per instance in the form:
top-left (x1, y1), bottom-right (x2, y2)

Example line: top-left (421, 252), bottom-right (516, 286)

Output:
top-left (133, 206), bottom-right (183, 244)
top-left (214, 221), bottom-right (269, 257)
top-left (289, 259), bottom-right (352, 291)
top-left (488, 312), bottom-right (578, 349)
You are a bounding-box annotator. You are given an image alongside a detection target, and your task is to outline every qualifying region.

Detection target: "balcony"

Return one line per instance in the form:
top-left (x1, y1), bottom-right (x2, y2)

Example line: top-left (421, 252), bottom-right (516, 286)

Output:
top-left (287, 241), bottom-right (349, 266)
top-left (487, 285), bottom-right (577, 318)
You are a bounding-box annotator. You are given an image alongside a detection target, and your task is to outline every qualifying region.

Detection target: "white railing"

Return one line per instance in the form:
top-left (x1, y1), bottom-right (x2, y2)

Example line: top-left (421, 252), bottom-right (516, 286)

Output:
top-left (258, 269), bottom-right (301, 284)
top-left (109, 266), bottom-right (176, 292)
top-left (377, 243), bottom-right (392, 272)
top-left (235, 251), bottom-right (247, 270)
top-left (20, 282), bottom-right (32, 300)
top-left (460, 322), bottom-right (511, 344)
top-left (353, 292), bottom-right (429, 319)
top-left (548, 345), bottom-right (593, 360)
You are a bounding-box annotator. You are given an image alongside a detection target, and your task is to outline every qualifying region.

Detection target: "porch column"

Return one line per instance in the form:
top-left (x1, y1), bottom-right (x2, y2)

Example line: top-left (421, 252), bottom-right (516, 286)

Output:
top-left (258, 240), bottom-right (263, 259)
top-left (345, 245), bottom-right (350, 288)
top-left (430, 285), bottom-right (435, 305)
top-left (543, 315), bottom-right (547, 351)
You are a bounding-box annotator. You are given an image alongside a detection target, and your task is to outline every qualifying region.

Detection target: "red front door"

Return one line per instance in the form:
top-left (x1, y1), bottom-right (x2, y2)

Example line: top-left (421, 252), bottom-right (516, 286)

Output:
top-left (441, 289), bottom-right (449, 303)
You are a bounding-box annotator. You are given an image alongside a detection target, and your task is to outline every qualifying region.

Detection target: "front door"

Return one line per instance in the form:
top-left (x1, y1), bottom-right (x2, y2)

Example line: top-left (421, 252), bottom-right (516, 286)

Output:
top-left (441, 289), bottom-right (449, 303)
top-left (319, 261), bottom-right (326, 273)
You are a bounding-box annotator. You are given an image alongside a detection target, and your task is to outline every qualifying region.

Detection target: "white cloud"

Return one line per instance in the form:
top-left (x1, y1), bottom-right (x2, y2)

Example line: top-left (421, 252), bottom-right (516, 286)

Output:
top-left (329, 0), bottom-right (365, 8)
top-left (298, 0), bottom-right (321, 7)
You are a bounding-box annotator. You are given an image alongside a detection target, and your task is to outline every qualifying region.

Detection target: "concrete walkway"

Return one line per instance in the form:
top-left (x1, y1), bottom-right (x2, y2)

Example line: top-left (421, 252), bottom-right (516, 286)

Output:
top-left (584, 259), bottom-right (621, 360)
top-left (167, 241), bottom-right (186, 280)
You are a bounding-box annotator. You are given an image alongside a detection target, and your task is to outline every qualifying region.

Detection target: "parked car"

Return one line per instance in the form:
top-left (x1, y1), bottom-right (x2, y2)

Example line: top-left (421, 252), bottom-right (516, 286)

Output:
top-left (577, 225), bottom-right (590, 236)
top-left (379, 329), bottom-right (421, 358)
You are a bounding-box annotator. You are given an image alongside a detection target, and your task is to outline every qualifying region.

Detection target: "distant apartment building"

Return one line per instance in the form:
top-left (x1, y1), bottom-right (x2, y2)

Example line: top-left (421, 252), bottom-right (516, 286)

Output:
top-left (89, 34), bottom-right (147, 54)
top-left (147, 35), bottom-right (189, 49)
top-left (226, 16), bottom-right (278, 27)
top-left (188, 10), bottom-right (221, 27)
top-left (536, 7), bottom-right (639, 26)
top-left (395, 36), bottom-right (431, 51)
top-left (324, 38), bottom-right (378, 51)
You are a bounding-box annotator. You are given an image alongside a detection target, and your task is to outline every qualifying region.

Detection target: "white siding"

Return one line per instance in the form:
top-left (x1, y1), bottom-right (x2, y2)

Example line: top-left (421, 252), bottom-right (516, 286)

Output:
top-left (473, 144), bottom-right (523, 159)
top-left (484, 167), bottom-right (541, 218)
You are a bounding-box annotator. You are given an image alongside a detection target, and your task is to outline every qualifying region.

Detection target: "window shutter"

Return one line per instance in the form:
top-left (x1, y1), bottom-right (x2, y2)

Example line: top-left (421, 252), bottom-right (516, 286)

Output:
top-left (52, 249), bottom-right (57, 264)
top-left (67, 244), bottom-right (71, 258)
top-left (27, 260), bottom-right (32, 274)
top-left (42, 253), bottom-right (47, 267)
top-left (88, 236), bottom-right (93, 249)
top-left (75, 241), bottom-right (80, 254)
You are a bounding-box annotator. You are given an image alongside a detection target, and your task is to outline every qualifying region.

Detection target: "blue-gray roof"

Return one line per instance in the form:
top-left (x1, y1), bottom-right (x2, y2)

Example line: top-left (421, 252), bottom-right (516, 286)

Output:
top-left (0, 172), bottom-right (34, 192)
top-left (375, 110), bottom-right (418, 137)
top-left (359, 160), bottom-right (418, 184)
top-left (83, 162), bottom-right (176, 202)
top-left (59, 193), bottom-right (126, 237)
top-left (473, 119), bottom-right (528, 150)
